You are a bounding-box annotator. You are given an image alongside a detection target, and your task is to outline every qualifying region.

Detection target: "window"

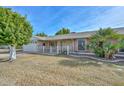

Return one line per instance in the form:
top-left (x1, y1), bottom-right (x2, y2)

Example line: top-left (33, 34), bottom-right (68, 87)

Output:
top-left (120, 48), bottom-right (124, 52)
top-left (78, 39), bottom-right (85, 50)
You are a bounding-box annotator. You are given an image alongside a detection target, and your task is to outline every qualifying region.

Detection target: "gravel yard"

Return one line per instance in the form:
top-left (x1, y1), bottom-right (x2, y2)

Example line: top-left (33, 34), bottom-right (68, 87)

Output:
top-left (0, 52), bottom-right (124, 86)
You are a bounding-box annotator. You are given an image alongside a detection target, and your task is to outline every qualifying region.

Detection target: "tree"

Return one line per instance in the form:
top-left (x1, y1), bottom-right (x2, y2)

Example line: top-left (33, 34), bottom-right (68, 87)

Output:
top-left (36, 32), bottom-right (47, 37)
top-left (0, 7), bottom-right (33, 61)
top-left (88, 28), bottom-right (124, 59)
top-left (55, 28), bottom-right (70, 35)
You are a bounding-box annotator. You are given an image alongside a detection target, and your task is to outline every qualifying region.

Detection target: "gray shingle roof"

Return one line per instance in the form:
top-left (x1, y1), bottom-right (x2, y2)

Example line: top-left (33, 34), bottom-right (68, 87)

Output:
top-left (33, 27), bottom-right (124, 41)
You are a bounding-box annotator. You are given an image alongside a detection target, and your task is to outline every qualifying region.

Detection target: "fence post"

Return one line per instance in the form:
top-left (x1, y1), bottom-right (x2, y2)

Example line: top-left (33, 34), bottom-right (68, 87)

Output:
top-left (67, 45), bottom-right (69, 55)
top-left (43, 46), bottom-right (45, 53)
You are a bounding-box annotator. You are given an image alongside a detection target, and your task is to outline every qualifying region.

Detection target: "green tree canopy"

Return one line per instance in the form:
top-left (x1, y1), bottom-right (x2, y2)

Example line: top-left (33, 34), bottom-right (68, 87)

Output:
top-left (0, 7), bottom-right (33, 47)
top-left (88, 28), bottom-right (124, 59)
top-left (36, 32), bottom-right (47, 37)
top-left (55, 28), bottom-right (70, 35)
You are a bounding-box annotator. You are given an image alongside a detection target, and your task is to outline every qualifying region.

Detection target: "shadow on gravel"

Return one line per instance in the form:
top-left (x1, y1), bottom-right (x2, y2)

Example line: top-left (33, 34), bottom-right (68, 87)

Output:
top-left (0, 59), bottom-right (9, 63)
top-left (112, 62), bottom-right (124, 66)
top-left (58, 59), bottom-right (102, 67)
top-left (58, 57), bottom-right (124, 67)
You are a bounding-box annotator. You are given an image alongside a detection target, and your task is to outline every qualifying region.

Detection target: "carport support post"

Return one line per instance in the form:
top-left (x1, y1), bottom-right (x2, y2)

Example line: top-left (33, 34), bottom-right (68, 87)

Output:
top-left (50, 46), bottom-right (52, 53)
top-left (43, 46), bottom-right (45, 53)
top-left (67, 45), bottom-right (69, 55)
top-left (57, 46), bottom-right (59, 54)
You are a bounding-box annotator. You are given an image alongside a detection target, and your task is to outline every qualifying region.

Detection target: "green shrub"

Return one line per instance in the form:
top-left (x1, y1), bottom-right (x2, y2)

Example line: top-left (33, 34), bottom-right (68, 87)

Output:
top-left (89, 28), bottom-right (124, 59)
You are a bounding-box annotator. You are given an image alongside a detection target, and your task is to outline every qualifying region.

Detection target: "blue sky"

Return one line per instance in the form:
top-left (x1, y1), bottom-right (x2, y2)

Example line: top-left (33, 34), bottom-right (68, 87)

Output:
top-left (4, 6), bottom-right (124, 35)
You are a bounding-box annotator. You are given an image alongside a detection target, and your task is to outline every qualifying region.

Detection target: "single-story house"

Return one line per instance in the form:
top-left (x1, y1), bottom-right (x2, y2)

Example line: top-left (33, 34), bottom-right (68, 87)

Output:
top-left (23, 27), bottom-right (124, 55)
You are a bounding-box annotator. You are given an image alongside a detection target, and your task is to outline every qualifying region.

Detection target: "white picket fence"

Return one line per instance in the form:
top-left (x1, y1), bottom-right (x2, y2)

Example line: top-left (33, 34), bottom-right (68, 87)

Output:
top-left (23, 44), bottom-right (71, 55)
top-left (23, 43), bottom-right (38, 53)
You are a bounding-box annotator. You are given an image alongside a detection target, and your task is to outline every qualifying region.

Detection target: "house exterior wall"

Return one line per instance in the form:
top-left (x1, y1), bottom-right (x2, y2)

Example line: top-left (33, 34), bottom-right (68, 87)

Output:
top-left (37, 41), bottom-right (50, 47)
top-left (74, 39), bottom-right (78, 51)
top-left (57, 39), bottom-right (75, 52)
top-left (28, 35), bottom-right (124, 54)
top-left (36, 38), bottom-right (90, 52)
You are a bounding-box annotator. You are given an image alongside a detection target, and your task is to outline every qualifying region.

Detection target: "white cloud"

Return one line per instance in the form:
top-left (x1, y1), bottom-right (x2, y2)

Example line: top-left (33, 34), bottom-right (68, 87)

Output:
top-left (77, 6), bottom-right (124, 32)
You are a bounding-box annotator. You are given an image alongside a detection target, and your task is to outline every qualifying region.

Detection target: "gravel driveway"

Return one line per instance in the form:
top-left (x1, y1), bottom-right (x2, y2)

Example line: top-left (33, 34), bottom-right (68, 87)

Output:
top-left (0, 49), bottom-right (9, 59)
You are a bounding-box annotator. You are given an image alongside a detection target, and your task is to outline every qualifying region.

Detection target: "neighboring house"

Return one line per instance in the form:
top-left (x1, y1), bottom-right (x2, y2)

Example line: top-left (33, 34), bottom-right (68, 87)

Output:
top-left (23, 27), bottom-right (124, 54)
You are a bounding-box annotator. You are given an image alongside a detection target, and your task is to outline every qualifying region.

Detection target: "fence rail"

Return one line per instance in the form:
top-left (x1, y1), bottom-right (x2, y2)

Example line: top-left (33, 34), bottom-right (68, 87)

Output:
top-left (23, 44), bottom-right (72, 55)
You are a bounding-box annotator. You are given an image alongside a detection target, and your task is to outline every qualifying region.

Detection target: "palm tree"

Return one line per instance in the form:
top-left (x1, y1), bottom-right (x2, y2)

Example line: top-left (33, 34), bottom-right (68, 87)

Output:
top-left (89, 28), bottom-right (124, 59)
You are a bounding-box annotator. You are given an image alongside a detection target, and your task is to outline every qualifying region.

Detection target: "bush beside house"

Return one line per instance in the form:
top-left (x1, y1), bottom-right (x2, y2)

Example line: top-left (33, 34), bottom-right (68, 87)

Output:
top-left (88, 28), bottom-right (124, 59)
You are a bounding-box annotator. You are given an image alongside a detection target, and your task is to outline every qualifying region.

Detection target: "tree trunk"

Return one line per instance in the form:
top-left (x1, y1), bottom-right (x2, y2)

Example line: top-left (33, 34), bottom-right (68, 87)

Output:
top-left (9, 45), bottom-right (16, 62)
